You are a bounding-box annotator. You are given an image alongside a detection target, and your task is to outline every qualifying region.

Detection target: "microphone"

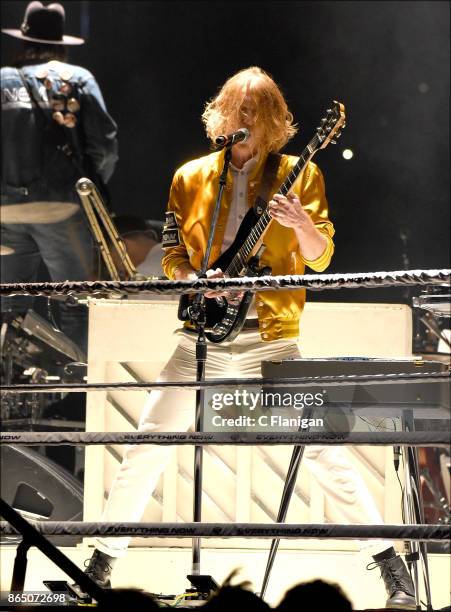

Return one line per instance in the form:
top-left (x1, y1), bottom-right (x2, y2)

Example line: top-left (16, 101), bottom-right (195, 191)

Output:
top-left (215, 128), bottom-right (249, 148)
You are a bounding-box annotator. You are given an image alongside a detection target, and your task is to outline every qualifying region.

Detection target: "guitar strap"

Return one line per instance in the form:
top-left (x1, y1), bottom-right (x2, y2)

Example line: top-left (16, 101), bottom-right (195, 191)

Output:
top-left (253, 152), bottom-right (282, 216)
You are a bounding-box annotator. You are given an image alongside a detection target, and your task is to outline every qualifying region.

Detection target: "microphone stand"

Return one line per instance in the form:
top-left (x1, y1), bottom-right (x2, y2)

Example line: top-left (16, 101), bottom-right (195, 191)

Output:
top-left (185, 144), bottom-right (232, 598)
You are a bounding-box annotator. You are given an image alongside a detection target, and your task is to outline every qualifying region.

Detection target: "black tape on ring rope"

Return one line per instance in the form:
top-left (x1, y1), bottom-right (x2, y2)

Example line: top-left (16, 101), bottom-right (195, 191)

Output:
top-left (0, 521), bottom-right (448, 541)
top-left (1, 431), bottom-right (449, 446)
top-left (0, 269), bottom-right (449, 297)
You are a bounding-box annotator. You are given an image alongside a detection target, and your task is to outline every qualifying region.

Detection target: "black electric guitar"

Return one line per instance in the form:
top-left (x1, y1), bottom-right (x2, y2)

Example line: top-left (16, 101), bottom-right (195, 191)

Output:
top-left (178, 100), bottom-right (346, 343)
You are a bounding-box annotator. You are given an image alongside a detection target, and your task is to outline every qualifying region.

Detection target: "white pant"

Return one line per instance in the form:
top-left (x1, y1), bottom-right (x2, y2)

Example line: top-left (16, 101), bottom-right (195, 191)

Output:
top-left (95, 329), bottom-right (390, 557)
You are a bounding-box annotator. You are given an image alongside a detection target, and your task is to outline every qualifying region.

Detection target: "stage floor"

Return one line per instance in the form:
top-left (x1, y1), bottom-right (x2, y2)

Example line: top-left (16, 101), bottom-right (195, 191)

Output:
top-left (0, 545), bottom-right (449, 609)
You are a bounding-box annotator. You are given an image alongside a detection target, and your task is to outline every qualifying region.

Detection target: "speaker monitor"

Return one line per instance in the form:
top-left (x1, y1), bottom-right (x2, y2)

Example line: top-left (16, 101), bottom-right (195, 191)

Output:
top-left (0, 445), bottom-right (83, 546)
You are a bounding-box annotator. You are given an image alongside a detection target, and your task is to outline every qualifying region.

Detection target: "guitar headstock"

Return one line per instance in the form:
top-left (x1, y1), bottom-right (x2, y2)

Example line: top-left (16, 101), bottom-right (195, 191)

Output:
top-left (316, 101), bottom-right (346, 149)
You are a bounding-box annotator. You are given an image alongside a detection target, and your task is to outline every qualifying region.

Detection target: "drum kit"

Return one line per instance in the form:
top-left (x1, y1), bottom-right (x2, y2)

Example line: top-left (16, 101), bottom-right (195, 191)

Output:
top-left (1, 309), bottom-right (86, 426)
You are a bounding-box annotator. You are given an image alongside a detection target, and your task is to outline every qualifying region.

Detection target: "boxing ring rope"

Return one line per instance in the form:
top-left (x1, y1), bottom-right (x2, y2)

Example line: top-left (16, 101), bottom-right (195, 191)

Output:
top-left (1, 521), bottom-right (449, 541)
top-left (1, 370), bottom-right (448, 394)
top-left (1, 267), bottom-right (449, 604)
top-left (1, 431), bottom-right (449, 447)
top-left (0, 268), bottom-right (449, 298)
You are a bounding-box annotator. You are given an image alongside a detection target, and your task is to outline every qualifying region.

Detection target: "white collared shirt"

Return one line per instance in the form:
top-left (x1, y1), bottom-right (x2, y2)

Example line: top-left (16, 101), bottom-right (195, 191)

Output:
top-left (221, 156), bottom-right (258, 253)
top-left (222, 156), bottom-right (258, 317)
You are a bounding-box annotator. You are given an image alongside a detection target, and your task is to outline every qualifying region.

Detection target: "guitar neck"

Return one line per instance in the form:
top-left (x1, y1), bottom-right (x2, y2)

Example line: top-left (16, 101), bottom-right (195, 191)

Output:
top-left (226, 135), bottom-right (320, 277)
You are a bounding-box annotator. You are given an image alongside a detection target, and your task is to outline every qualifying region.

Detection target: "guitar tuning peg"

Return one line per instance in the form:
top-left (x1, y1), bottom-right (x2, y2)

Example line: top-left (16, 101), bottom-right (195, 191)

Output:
top-left (326, 126), bottom-right (332, 132)
top-left (326, 108), bottom-right (332, 114)
top-left (336, 132), bottom-right (342, 139)
top-left (330, 139), bottom-right (336, 144)
top-left (321, 118), bottom-right (327, 124)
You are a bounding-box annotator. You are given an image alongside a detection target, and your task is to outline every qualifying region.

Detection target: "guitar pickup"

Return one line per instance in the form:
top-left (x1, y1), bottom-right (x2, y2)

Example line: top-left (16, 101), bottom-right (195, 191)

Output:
top-left (255, 244), bottom-right (266, 259)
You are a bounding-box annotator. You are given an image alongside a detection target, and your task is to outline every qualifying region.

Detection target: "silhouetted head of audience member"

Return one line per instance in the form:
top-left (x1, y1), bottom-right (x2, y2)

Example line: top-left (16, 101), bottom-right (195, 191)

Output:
top-left (276, 579), bottom-right (353, 611)
top-left (202, 570), bottom-right (271, 611)
top-left (97, 587), bottom-right (160, 609)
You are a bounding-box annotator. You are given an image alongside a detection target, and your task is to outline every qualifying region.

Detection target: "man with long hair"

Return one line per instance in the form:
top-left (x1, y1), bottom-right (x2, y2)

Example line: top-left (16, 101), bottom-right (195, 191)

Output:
top-left (79, 67), bottom-right (414, 609)
top-left (1, 2), bottom-right (118, 351)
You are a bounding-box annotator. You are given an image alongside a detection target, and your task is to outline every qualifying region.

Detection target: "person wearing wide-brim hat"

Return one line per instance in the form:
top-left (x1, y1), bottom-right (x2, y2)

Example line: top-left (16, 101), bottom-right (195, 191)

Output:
top-left (2, 0), bottom-right (85, 45)
top-left (1, 1), bottom-right (118, 355)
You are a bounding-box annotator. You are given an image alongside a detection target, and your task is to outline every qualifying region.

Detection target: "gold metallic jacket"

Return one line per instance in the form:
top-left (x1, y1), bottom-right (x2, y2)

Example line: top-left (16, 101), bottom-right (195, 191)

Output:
top-left (162, 149), bottom-right (335, 341)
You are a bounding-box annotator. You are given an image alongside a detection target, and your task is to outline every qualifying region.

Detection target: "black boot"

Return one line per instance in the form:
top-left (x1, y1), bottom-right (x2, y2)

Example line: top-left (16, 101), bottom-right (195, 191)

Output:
top-left (69, 549), bottom-right (116, 601)
top-left (368, 547), bottom-right (416, 610)
top-left (83, 548), bottom-right (116, 587)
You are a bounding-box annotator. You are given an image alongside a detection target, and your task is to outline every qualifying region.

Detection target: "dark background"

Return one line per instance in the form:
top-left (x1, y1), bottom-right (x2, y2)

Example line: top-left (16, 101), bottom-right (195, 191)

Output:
top-left (2, 0), bottom-right (449, 303)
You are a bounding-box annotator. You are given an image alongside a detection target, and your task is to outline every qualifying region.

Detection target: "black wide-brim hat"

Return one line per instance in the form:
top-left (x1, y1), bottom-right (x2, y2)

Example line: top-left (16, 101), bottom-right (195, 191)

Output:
top-left (2, 1), bottom-right (84, 45)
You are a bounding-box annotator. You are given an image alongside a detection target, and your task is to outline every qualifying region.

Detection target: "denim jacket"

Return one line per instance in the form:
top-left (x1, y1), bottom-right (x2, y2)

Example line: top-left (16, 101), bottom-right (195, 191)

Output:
top-left (1, 60), bottom-right (118, 205)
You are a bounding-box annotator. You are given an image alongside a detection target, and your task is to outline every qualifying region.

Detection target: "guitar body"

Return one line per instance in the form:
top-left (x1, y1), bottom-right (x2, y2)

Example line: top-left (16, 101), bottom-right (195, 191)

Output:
top-left (178, 207), bottom-right (260, 342)
top-left (205, 290), bottom-right (254, 343)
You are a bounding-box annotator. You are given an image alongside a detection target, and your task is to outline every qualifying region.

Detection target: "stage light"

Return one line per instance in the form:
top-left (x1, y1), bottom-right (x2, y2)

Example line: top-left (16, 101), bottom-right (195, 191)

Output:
top-left (342, 149), bottom-right (354, 160)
